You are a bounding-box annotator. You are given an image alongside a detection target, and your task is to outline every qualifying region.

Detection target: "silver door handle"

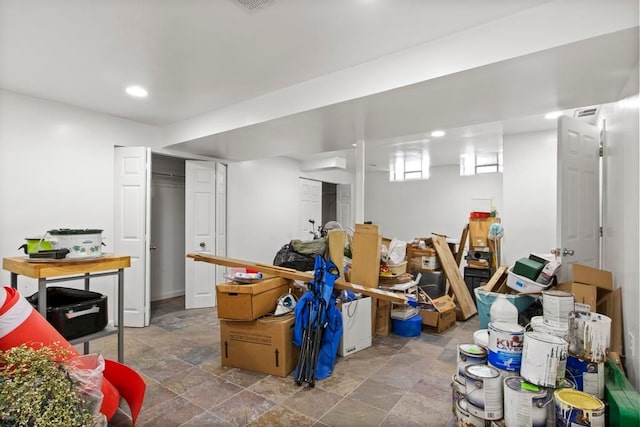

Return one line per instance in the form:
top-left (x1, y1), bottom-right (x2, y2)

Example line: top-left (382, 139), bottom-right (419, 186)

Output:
top-left (553, 248), bottom-right (574, 256)
top-left (563, 248), bottom-right (574, 256)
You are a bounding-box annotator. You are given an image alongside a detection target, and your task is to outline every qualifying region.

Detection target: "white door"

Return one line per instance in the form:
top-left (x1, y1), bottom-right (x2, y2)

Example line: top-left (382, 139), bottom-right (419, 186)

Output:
top-left (299, 178), bottom-right (322, 240)
top-left (557, 115), bottom-right (601, 281)
top-left (185, 161), bottom-right (217, 309)
top-left (215, 163), bottom-right (227, 286)
top-left (336, 184), bottom-right (352, 230)
top-left (114, 146), bottom-right (151, 327)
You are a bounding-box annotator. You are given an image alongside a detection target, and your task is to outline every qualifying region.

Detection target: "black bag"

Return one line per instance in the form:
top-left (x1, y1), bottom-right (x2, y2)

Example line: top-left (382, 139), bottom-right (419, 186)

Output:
top-left (273, 243), bottom-right (316, 272)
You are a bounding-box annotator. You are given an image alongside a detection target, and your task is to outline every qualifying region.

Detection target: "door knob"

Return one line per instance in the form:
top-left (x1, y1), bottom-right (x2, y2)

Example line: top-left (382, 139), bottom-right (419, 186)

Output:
top-left (563, 248), bottom-right (575, 256)
top-left (150, 246), bottom-right (157, 250)
top-left (551, 248), bottom-right (574, 256)
top-left (199, 242), bottom-right (206, 248)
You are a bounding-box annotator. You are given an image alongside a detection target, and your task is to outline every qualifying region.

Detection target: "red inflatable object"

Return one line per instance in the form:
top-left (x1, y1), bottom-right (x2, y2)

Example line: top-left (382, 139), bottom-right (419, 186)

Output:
top-left (0, 286), bottom-right (120, 420)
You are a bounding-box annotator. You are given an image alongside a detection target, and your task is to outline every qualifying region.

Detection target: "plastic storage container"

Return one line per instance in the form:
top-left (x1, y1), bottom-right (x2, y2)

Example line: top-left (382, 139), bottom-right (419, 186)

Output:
top-left (506, 270), bottom-right (552, 294)
top-left (27, 287), bottom-right (108, 340)
top-left (474, 288), bottom-right (536, 329)
top-left (391, 314), bottom-right (422, 337)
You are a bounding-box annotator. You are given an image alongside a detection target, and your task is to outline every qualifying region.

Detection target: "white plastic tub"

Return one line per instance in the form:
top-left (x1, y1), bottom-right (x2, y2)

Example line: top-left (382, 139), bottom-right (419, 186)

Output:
top-left (506, 270), bottom-right (552, 294)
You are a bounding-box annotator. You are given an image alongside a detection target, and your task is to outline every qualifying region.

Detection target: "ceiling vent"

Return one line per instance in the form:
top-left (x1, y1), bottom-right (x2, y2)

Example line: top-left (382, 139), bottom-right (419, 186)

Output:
top-left (574, 107), bottom-right (599, 118)
top-left (232, 0), bottom-right (276, 12)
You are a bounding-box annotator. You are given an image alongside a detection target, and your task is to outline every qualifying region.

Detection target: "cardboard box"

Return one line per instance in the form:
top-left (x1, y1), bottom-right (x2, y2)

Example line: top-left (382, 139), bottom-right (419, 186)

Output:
top-left (417, 294), bottom-right (456, 333)
top-left (219, 314), bottom-right (299, 377)
top-left (557, 264), bottom-right (621, 354)
top-left (216, 277), bottom-right (291, 320)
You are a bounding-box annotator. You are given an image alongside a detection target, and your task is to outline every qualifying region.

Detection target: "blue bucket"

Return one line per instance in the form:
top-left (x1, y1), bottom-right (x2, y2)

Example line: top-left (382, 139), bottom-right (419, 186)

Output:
top-left (391, 315), bottom-right (422, 337)
top-left (474, 288), bottom-right (536, 329)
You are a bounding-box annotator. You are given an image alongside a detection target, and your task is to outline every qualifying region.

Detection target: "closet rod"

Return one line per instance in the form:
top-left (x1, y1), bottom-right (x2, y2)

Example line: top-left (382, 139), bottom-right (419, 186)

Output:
top-left (152, 171), bottom-right (185, 178)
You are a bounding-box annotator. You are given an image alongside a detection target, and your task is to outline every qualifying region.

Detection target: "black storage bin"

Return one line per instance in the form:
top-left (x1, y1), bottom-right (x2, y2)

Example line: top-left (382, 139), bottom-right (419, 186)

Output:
top-left (464, 267), bottom-right (493, 304)
top-left (27, 287), bottom-right (108, 340)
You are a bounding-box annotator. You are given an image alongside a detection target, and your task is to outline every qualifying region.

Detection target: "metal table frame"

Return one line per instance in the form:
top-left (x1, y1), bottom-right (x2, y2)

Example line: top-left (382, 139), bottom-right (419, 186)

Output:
top-left (3, 255), bottom-right (129, 363)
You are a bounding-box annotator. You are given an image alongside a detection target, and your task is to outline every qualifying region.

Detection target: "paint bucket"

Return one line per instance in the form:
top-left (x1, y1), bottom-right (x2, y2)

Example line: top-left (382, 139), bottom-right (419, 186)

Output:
top-left (566, 354), bottom-right (605, 399)
top-left (530, 315), bottom-right (568, 339)
top-left (455, 397), bottom-right (490, 427)
top-left (464, 364), bottom-right (503, 420)
top-left (546, 377), bottom-right (578, 426)
top-left (474, 329), bottom-right (489, 349)
top-left (554, 389), bottom-right (605, 427)
top-left (503, 376), bottom-right (551, 427)
top-left (542, 290), bottom-right (574, 328)
top-left (488, 360), bottom-right (518, 381)
top-left (520, 331), bottom-right (568, 388)
top-left (457, 343), bottom-right (488, 384)
top-left (568, 311), bottom-right (611, 362)
top-left (488, 321), bottom-right (525, 372)
top-left (451, 373), bottom-right (466, 415)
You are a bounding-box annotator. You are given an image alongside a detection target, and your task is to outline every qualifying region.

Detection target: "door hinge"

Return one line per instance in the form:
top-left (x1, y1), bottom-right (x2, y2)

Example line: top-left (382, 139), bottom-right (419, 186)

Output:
top-left (599, 145), bottom-right (604, 157)
top-left (600, 226), bottom-right (603, 237)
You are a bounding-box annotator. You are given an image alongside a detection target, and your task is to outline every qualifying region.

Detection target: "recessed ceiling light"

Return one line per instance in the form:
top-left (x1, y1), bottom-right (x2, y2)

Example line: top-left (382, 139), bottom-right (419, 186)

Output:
top-left (545, 111), bottom-right (563, 119)
top-left (125, 85), bottom-right (148, 98)
top-left (431, 130), bottom-right (445, 137)
top-left (352, 143), bottom-right (357, 147)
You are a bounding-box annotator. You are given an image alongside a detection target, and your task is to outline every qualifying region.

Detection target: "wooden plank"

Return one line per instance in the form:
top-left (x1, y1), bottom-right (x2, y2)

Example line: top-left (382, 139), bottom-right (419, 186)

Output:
top-left (482, 266), bottom-right (508, 292)
top-left (432, 235), bottom-right (477, 319)
top-left (350, 224), bottom-right (381, 288)
top-left (455, 224), bottom-right (469, 266)
top-left (187, 253), bottom-right (408, 304)
top-left (327, 230), bottom-right (346, 279)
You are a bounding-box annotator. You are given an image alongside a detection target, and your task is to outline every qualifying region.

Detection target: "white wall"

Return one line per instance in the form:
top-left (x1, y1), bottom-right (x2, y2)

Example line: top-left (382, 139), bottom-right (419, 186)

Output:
top-left (364, 165), bottom-right (503, 244)
top-left (501, 130), bottom-right (557, 266)
top-left (0, 91), bottom-right (161, 318)
top-left (599, 94), bottom-right (640, 390)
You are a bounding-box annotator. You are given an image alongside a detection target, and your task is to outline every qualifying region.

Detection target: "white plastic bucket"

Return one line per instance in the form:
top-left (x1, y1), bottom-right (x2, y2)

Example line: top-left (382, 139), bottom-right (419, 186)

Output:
top-left (520, 331), bottom-right (568, 388)
top-left (488, 321), bottom-right (524, 372)
top-left (568, 311), bottom-right (611, 363)
top-left (503, 376), bottom-right (551, 427)
top-left (464, 364), bottom-right (503, 420)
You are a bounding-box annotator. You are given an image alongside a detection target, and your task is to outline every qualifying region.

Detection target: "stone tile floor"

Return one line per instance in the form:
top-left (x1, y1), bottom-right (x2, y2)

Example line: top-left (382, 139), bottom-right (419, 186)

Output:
top-left (94, 296), bottom-right (479, 426)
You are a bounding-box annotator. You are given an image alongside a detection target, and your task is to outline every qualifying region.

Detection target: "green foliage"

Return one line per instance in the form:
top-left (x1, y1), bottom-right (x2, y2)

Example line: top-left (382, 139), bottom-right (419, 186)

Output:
top-left (0, 344), bottom-right (95, 427)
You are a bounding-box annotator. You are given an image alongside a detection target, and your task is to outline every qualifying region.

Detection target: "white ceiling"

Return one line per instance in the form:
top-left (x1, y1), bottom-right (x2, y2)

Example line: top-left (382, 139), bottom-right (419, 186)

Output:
top-left (1, 0), bottom-right (638, 170)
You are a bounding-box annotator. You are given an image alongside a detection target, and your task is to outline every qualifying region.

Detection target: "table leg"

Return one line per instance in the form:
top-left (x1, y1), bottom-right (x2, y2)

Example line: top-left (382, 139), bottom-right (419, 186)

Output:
top-left (10, 273), bottom-right (17, 289)
top-left (83, 273), bottom-right (90, 355)
top-left (117, 268), bottom-right (124, 363)
top-left (38, 278), bottom-right (46, 315)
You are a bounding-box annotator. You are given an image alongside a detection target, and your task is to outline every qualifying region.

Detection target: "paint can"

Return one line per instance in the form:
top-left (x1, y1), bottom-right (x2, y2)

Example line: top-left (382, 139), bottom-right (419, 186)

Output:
top-left (546, 377), bottom-right (577, 426)
top-left (464, 364), bottom-right (503, 420)
top-left (503, 376), bottom-right (552, 427)
top-left (455, 397), bottom-right (490, 427)
top-left (457, 343), bottom-right (488, 384)
top-left (542, 290), bottom-right (574, 328)
top-left (554, 388), bottom-right (605, 427)
top-left (474, 329), bottom-right (489, 349)
top-left (488, 321), bottom-right (525, 372)
top-left (568, 311), bottom-right (611, 363)
top-left (565, 354), bottom-right (605, 399)
top-left (451, 374), bottom-right (466, 415)
top-left (530, 315), bottom-right (568, 339)
top-left (520, 331), bottom-right (568, 388)
top-left (488, 360), bottom-right (518, 381)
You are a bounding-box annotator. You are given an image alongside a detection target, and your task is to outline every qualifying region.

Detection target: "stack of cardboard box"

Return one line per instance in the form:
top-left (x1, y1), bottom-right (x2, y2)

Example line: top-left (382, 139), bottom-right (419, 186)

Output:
top-left (216, 277), bottom-right (299, 377)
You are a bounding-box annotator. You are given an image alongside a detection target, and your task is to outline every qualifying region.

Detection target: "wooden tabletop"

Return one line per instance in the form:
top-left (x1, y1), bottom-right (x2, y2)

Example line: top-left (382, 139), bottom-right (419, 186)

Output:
top-left (3, 254), bottom-right (131, 279)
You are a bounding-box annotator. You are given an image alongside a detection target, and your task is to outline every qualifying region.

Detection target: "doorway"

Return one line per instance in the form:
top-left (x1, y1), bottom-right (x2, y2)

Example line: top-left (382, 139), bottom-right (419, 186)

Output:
top-left (150, 153), bottom-right (186, 303)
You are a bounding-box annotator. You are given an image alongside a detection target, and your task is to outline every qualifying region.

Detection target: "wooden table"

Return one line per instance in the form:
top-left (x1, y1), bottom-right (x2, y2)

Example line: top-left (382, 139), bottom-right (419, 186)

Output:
top-left (3, 254), bottom-right (131, 362)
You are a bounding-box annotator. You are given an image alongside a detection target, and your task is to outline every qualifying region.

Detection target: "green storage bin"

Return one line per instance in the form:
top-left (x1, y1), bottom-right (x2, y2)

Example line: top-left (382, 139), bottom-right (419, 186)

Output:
top-left (605, 360), bottom-right (640, 427)
top-left (512, 257), bottom-right (545, 281)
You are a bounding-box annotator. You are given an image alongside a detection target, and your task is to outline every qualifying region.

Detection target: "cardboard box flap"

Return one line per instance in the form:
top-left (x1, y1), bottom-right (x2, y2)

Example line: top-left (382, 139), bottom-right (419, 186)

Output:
top-left (425, 294), bottom-right (456, 313)
top-left (216, 277), bottom-right (290, 294)
top-left (573, 264), bottom-right (613, 291)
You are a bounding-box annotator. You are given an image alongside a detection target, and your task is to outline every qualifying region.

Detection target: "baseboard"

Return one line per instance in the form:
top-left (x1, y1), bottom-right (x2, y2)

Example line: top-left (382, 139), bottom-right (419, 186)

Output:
top-left (151, 290), bottom-right (185, 302)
